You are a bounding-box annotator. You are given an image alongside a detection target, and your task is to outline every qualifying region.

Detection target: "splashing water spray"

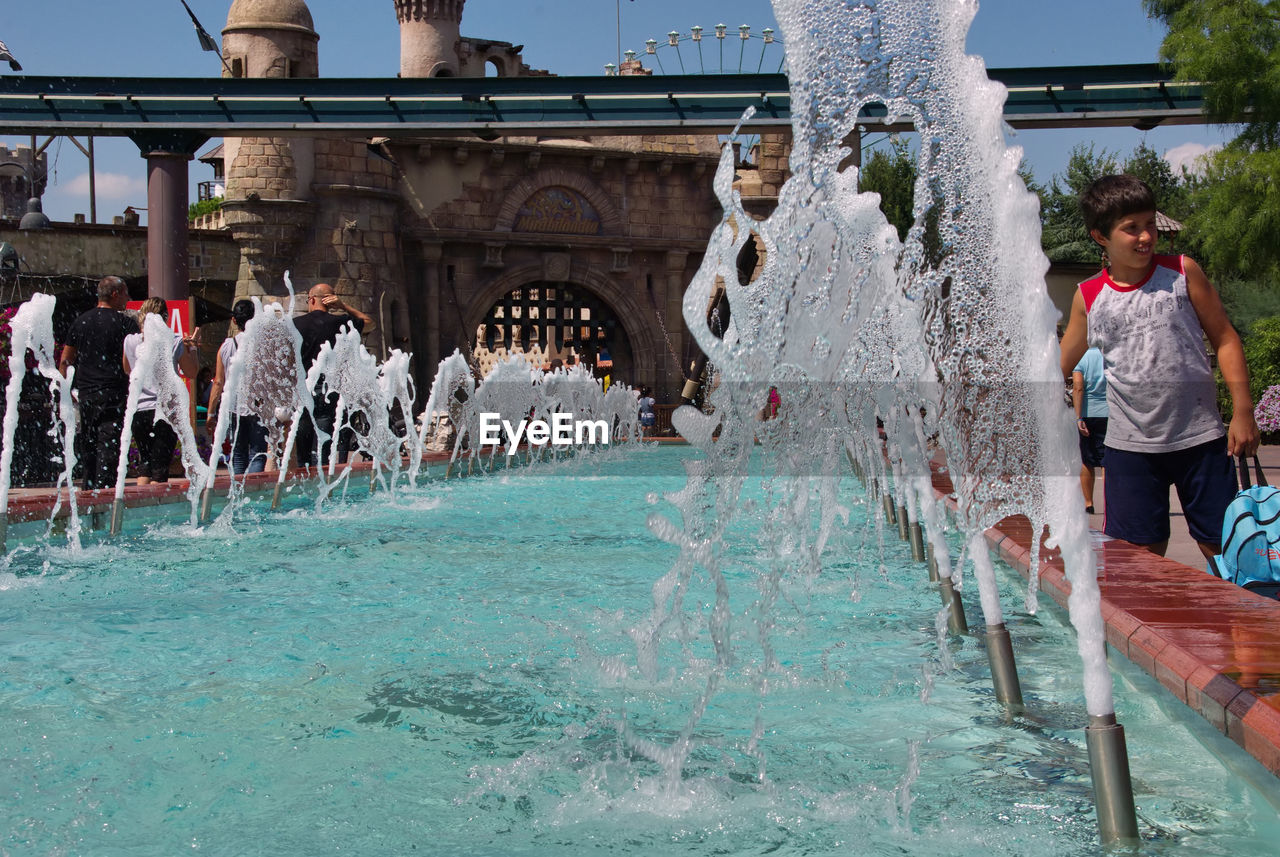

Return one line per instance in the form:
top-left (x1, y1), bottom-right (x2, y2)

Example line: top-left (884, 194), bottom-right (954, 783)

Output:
top-left (638, 0), bottom-right (1136, 843)
top-left (111, 312), bottom-right (214, 533)
top-left (201, 285), bottom-right (310, 522)
top-left (0, 294), bottom-right (81, 552)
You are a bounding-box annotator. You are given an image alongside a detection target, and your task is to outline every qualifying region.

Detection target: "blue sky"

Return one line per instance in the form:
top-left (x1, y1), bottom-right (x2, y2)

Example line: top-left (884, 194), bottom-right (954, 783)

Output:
top-left (1, 0), bottom-right (1234, 222)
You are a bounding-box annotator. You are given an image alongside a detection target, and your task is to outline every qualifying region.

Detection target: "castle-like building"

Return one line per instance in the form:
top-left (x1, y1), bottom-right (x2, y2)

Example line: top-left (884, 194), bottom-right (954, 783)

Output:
top-left (217, 0), bottom-right (754, 397)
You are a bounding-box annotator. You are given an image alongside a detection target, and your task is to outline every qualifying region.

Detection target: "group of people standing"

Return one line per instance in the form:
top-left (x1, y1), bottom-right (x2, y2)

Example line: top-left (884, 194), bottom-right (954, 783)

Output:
top-left (56, 276), bottom-right (196, 490)
top-left (56, 277), bottom-right (370, 491)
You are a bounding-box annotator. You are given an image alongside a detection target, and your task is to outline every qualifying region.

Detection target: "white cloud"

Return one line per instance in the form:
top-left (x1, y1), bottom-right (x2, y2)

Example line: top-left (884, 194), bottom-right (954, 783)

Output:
top-left (1164, 142), bottom-right (1221, 178)
top-left (62, 170), bottom-right (147, 199)
top-left (36, 170), bottom-right (149, 221)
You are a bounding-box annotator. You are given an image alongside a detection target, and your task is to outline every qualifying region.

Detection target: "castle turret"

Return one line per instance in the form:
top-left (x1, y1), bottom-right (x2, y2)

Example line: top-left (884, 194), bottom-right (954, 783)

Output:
top-left (221, 0), bottom-right (319, 79)
top-left (220, 0), bottom-right (319, 297)
top-left (395, 0), bottom-right (466, 77)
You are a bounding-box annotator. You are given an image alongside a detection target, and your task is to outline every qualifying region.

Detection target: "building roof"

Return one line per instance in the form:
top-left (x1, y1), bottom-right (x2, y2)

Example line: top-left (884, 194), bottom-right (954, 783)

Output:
top-left (224, 0), bottom-right (316, 35)
top-left (1155, 210), bottom-right (1183, 234)
top-left (197, 143), bottom-right (223, 165)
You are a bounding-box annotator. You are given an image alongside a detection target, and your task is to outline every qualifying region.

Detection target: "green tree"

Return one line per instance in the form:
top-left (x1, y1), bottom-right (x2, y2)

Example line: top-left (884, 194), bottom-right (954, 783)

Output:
top-left (1123, 141), bottom-right (1188, 219)
top-left (188, 197), bottom-right (222, 221)
top-left (1145, 1), bottom-right (1280, 278)
top-left (1243, 316), bottom-right (1280, 401)
top-left (1039, 144), bottom-right (1118, 263)
top-left (1186, 146), bottom-right (1280, 278)
top-left (1144, 0), bottom-right (1280, 148)
top-left (1218, 273), bottom-right (1280, 335)
top-left (859, 138), bottom-right (916, 242)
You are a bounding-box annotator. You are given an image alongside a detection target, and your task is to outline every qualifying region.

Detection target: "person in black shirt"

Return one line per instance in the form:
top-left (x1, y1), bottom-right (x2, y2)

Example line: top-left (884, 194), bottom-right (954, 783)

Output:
top-left (292, 283), bottom-right (371, 467)
top-left (59, 276), bottom-right (138, 490)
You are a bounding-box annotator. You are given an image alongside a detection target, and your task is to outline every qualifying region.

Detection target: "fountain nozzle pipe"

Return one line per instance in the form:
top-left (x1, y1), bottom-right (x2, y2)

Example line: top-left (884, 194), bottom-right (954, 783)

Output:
top-left (199, 486), bottom-right (214, 524)
top-left (939, 575), bottom-right (968, 635)
top-left (896, 505), bottom-right (910, 542)
top-left (984, 622), bottom-right (1024, 709)
top-left (109, 498), bottom-right (125, 537)
top-left (926, 543), bottom-right (940, 583)
top-left (882, 493), bottom-right (896, 525)
top-left (909, 521), bottom-right (925, 561)
top-left (1086, 713), bottom-right (1140, 845)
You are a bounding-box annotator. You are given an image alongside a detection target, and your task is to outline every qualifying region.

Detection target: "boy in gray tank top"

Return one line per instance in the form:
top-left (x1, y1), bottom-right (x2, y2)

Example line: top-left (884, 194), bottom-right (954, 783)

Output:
top-left (1059, 175), bottom-right (1259, 561)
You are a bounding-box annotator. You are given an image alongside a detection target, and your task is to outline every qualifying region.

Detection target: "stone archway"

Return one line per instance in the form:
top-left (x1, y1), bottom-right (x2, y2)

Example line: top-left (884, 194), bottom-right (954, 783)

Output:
top-left (493, 169), bottom-right (624, 236)
top-left (465, 263), bottom-right (659, 390)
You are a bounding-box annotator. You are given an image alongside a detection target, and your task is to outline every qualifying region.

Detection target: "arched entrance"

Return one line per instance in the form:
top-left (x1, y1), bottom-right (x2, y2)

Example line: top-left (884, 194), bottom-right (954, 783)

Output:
top-left (471, 281), bottom-right (633, 383)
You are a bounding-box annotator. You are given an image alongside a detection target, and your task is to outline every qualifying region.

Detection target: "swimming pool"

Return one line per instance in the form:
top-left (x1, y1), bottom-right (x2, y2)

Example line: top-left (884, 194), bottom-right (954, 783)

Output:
top-left (1, 445), bottom-right (1276, 855)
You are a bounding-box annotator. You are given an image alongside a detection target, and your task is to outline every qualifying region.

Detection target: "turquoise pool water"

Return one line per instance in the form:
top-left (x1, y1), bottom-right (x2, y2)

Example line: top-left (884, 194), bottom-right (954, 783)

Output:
top-left (1, 445), bottom-right (1276, 855)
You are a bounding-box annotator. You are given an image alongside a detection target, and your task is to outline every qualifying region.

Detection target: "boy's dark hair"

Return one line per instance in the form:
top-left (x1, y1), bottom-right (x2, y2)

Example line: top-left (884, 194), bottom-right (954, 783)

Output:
top-left (1079, 174), bottom-right (1156, 238)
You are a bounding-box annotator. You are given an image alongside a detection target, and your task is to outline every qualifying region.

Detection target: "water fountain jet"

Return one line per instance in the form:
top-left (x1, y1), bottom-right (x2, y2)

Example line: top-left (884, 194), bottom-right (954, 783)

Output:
top-left (638, 0), bottom-right (1138, 840)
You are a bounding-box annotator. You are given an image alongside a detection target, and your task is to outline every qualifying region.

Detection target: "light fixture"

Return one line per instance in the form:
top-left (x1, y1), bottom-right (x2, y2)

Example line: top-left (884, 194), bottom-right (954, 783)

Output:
top-left (691, 26), bottom-right (703, 42)
top-left (739, 25), bottom-right (751, 40)
top-left (646, 38), bottom-right (657, 54)
top-left (715, 23), bottom-right (727, 39)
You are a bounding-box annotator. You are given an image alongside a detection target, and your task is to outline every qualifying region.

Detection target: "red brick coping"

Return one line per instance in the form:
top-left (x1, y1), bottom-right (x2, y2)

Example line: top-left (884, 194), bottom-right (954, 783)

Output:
top-left (929, 462), bottom-right (1280, 779)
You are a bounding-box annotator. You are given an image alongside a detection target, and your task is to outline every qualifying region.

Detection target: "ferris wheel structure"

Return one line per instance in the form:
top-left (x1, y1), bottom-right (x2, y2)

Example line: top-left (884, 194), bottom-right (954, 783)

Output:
top-left (607, 23), bottom-right (786, 77)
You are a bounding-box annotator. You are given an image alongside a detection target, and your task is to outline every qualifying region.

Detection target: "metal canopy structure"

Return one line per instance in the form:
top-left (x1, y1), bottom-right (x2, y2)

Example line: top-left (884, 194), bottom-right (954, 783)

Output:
top-left (0, 63), bottom-right (1208, 138)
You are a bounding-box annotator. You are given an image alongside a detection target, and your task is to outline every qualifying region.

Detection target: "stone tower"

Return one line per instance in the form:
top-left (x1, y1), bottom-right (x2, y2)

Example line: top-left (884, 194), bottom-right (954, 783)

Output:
top-left (395, 0), bottom-right (465, 77)
top-left (220, 0), bottom-right (319, 298)
top-left (0, 145), bottom-right (46, 221)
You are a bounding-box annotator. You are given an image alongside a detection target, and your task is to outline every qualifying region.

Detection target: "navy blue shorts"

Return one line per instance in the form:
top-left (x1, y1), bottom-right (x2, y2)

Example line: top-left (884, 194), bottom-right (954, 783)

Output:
top-left (1078, 417), bottom-right (1107, 468)
top-left (1103, 436), bottom-right (1236, 547)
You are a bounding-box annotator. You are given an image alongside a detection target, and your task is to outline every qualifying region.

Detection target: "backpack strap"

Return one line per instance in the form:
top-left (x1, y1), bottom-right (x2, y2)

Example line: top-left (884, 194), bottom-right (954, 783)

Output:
top-left (1237, 454), bottom-right (1269, 490)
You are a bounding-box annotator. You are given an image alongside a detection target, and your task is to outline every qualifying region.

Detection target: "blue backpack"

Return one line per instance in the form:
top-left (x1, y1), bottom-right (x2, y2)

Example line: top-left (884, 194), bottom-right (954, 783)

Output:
top-left (1209, 456), bottom-right (1280, 600)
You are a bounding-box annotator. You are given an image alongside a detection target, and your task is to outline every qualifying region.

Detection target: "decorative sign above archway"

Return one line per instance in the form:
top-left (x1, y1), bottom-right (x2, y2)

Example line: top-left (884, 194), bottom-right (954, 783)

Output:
top-left (514, 186), bottom-right (602, 236)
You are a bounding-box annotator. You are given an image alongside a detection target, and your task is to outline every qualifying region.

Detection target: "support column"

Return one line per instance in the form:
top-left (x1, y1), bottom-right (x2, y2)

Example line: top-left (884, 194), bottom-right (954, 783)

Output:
top-left (130, 132), bottom-right (207, 301)
top-left (145, 152), bottom-right (190, 300)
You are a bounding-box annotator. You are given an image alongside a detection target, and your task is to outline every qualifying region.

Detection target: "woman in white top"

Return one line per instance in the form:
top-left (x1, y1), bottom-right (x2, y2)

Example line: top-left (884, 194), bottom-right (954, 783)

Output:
top-left (122, 297), bottom-right (198, 484)
top-left (206, 299), bottom-right (269, 474)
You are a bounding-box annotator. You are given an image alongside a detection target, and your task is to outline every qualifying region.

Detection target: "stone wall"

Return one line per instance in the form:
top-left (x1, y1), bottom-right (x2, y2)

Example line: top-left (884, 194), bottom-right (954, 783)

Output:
top-left (0, 221), bottom-right (239, 291)
top-left (389, 134), bottom-right (722, 398)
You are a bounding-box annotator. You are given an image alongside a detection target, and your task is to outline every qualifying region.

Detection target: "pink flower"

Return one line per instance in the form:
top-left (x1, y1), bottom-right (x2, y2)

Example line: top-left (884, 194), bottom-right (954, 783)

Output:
top-left (1255, 385), bottom-right (1280, 433)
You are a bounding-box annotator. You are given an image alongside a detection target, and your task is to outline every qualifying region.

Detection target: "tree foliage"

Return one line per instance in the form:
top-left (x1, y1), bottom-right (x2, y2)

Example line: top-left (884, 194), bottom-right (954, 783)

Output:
top-left (1031, 141), bottom-right (1198, 264)
top-left (1243, 316), bottom-right (1280, 401)
top-left (1218, 275), bottom-right (1280, 335)
top-left (1187, 146), bottom-right (1280, 278)
top-left (858, 138), bottom-right (916, 242)
top-left (187, 197), bottom-right (222, 221)
top-left (1144, 0), bottom-right (1280, 147)
top-left (1039, 144), bottom-right (1118, 264)
top-left (1146, 1), bottom-right (1280, 277)
top-left (1123, 141), bottom-right (1189, 219)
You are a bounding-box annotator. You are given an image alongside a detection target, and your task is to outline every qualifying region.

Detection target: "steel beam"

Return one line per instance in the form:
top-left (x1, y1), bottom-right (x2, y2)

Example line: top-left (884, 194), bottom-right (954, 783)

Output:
top-left (0, 64), bottom-right (1213, 138)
